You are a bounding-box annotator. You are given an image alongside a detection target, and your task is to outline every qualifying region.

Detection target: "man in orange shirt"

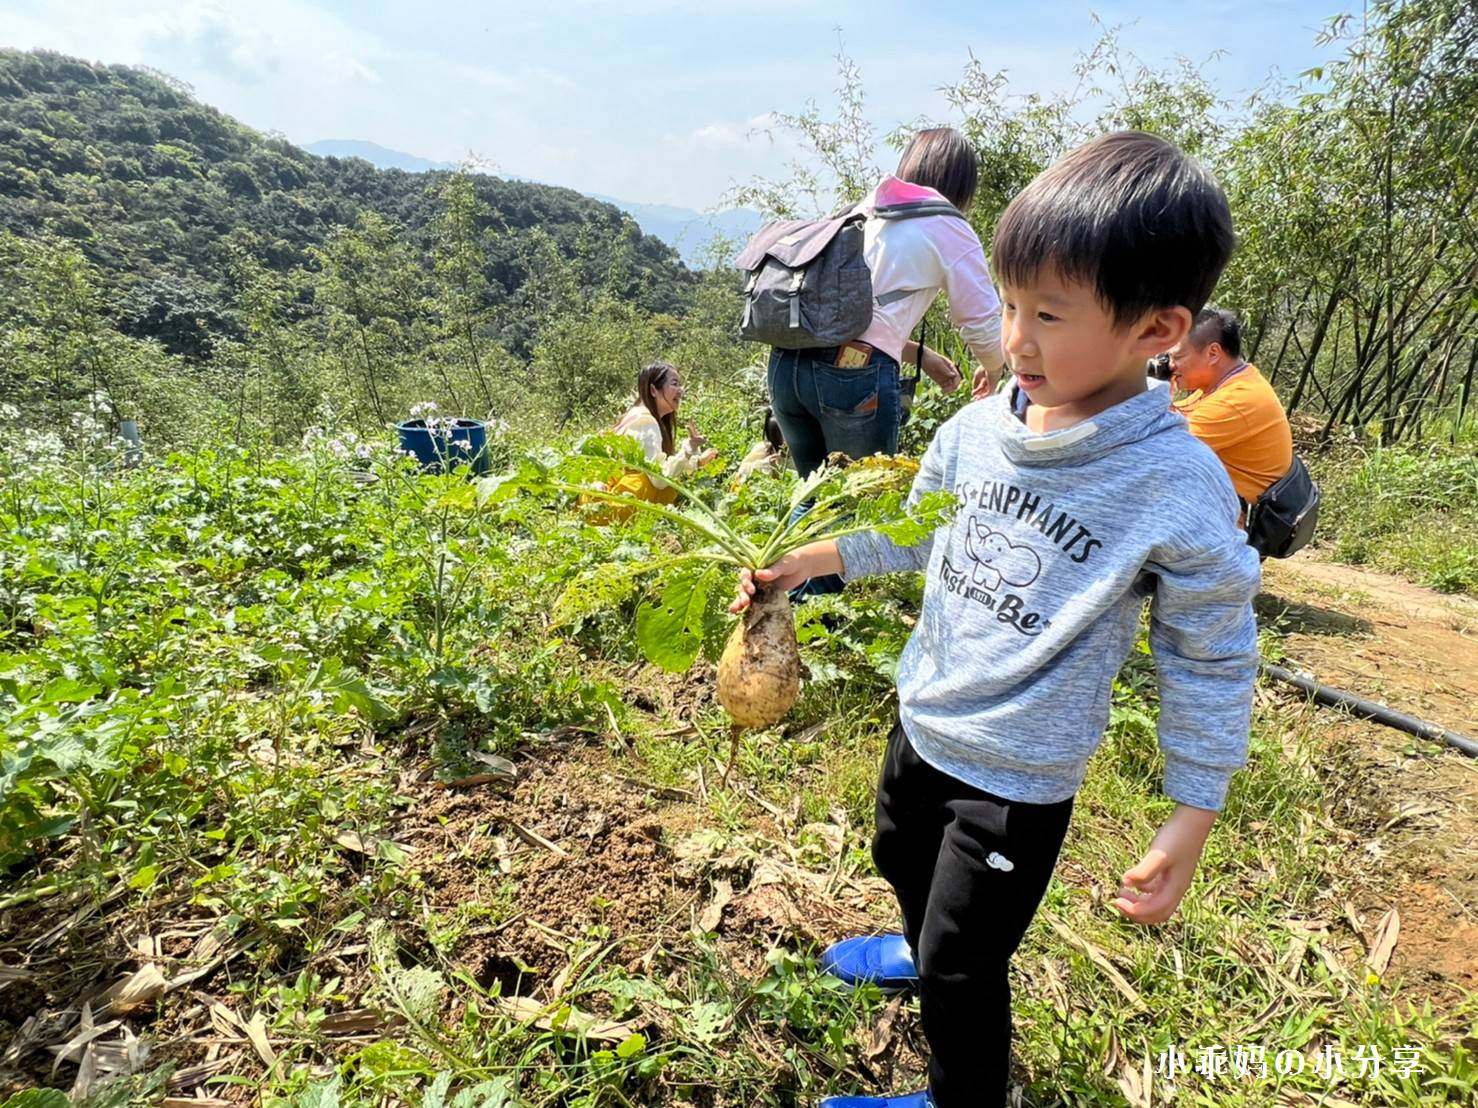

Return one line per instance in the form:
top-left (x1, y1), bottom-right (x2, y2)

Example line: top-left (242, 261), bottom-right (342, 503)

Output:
top-left (1168, 308), bottom-right (1293, 506)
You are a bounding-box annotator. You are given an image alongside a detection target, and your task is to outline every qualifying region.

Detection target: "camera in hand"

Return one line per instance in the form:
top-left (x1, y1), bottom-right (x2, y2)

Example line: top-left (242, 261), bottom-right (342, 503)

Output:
top-left (1147, 353), bottom-right (1173, 381)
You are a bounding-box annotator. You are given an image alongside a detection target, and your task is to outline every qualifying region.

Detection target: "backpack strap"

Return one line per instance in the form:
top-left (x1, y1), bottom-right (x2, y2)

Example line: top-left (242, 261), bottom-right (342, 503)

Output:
top-left (900, 319), bottom-right (924, 427)
top-left (875, 287), bottom-right (917, 307)
top-left (873, 199), bottom-right (968, 222)
top-left (870, 201), bottom-right (967, 308)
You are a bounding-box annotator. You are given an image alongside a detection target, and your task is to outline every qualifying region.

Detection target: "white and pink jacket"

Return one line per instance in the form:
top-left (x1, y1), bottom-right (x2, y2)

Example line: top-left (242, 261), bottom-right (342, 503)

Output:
top-left (856, 175), bottom-right (1004, 374)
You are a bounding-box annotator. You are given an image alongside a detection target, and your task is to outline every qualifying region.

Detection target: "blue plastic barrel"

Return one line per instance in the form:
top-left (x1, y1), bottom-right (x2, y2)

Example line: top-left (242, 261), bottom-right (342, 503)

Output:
top-left (395, 417), bottom-right (489, 474)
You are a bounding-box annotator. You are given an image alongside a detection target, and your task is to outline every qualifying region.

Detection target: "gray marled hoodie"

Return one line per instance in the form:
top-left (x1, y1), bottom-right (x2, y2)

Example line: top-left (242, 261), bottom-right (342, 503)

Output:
top-left (836, 385), bottom-right (1261, 811)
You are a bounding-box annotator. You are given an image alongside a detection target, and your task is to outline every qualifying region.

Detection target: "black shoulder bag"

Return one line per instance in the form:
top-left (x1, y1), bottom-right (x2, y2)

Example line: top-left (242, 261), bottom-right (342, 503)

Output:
top-left (1246, 455), bottom-right (1321, 559)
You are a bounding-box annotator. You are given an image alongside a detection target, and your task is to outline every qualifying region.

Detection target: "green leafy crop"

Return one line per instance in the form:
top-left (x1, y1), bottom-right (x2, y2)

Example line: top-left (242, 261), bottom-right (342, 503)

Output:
top-left (482, 434), bottom-right (955, 671)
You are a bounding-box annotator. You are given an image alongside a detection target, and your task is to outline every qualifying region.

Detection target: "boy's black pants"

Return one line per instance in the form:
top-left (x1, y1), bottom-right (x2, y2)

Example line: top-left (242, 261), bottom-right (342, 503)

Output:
top-left (872, 721), bottom-right (1074, 1108)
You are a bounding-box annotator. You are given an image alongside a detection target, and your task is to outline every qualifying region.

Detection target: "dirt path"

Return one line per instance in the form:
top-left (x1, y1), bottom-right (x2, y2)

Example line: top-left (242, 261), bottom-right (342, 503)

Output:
top-left (1258, 553), bottom-right (1478, 1003)
top-left (1261, 555), bottom-right (1478, 735)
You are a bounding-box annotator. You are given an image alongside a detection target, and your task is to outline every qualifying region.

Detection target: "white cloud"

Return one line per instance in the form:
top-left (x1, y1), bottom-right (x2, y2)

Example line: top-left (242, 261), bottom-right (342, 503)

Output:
top-left (691, 112), bottom-right (777, 148)
top-left (322, 51), bottom-right (381, 86)
top-left (445, 61), bottom-right (519, 93)
top-left (522, 65), bottom-right (579, 93)
top-left (137, 1), bottom-right (283, 84)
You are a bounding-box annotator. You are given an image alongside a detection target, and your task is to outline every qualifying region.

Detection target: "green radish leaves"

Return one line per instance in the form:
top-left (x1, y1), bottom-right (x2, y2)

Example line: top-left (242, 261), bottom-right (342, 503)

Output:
top-left (867, 489), bottom-right (958, 547)
top-left (636, 563), bottom-right (722, 672)
top-left (488, 439), bottom-right (957, 676)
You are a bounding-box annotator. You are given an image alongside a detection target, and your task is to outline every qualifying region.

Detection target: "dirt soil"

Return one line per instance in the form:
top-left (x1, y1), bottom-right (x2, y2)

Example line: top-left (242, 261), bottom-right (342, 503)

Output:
top-left (399, 729), bottom-right (895, 1004)
top-left (402, 735), bottom-right (707, 991)
top-left (0, 729), bottom-right (900, 1101)
top-left (1261, 556), bottom-right (1478, 733)
top-left (1259, 553), bottom-right (1478, 1004)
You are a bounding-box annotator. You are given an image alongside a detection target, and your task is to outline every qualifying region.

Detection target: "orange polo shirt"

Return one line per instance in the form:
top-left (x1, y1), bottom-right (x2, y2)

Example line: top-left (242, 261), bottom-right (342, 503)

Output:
top-left (1175, 364), bottom-right (1293, 503)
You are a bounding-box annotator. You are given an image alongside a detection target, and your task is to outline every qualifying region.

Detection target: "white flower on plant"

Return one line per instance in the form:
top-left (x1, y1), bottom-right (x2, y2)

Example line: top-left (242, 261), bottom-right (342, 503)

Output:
top-left (300, 424), bottom-right (378, 466)
top-left (63, 406), bottom-right (124, 458)
top-left (23, 429), bottom-right (64, 456)
top-left (2, 427), bottom-right (67, 479)
top-left (312, 396), bottom-right (338, 426)
top-left (409, 401), bottom-right (462, 437)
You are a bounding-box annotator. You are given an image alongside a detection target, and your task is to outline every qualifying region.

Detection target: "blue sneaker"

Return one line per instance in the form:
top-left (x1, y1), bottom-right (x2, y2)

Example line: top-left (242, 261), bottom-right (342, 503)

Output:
top-left (820, 1093), bottom-right (932, 1108)
top-left (819, 933), bottom-right (919, 993)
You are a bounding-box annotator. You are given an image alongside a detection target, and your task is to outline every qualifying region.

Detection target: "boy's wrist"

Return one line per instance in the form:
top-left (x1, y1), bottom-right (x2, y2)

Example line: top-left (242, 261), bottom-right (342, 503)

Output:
top-left (1159, 804), bottom-right (1216, 861)
top-left (783, 540), bottom-right (842, 581)
top-left (1169, 802), bottom-right (1217, 827)
top-left (806, 540), bottom-right (842, 577)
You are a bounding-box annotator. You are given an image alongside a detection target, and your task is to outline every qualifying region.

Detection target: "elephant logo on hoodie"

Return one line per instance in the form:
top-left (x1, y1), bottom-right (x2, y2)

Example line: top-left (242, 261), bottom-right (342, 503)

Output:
top-left (963, 518), bottom-right (1041, 592)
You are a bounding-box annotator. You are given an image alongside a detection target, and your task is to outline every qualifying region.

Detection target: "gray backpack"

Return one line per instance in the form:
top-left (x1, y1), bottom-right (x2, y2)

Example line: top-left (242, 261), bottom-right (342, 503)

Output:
top-left (735, 200), bottom-right (966, 350)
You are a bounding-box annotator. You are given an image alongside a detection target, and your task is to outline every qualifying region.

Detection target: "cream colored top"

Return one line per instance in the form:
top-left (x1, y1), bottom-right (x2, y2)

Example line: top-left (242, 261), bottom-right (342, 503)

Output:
top-left (613, 405), bottom-right (700, 489)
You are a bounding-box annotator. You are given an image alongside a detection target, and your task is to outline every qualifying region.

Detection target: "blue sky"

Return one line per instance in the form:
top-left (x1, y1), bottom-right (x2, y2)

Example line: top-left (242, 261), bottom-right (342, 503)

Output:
top-left (2, 1), bottom-right (1345, 209)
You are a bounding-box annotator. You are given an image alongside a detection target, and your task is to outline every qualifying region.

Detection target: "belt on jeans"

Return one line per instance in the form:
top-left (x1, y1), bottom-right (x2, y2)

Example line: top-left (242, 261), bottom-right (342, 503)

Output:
top-left (782, 347), bottom-right (899, 369)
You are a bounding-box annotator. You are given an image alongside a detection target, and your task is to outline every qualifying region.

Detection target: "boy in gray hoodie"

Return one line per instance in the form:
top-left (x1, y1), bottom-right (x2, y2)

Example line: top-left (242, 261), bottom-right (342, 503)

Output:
top-left (732, 131), bottom-right (1261, 1108)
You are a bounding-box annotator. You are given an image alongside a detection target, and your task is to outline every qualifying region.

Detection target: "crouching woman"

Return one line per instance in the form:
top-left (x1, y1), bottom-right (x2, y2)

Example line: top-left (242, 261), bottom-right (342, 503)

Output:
top-left (591, 361), bottom-right (718, 521)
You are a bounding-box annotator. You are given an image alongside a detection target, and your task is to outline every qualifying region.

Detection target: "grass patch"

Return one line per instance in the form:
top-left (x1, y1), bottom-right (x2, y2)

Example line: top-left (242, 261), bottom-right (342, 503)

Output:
top-left (1312, 436), bottom-right (1478, 595)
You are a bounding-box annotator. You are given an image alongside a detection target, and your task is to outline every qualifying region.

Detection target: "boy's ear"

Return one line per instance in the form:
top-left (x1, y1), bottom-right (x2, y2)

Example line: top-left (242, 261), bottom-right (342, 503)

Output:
top-left (1133, 306), bottom-right (1193, 358)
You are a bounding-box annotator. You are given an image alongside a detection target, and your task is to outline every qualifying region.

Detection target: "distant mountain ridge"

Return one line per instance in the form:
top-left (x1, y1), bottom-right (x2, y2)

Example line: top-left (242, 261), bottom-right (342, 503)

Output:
top-left (588, 195), bottom-right (762, 266)
top-left (0, 50), bottom-right (695, 360)
top-left (305, 139), bottom-right (763, 264)
top-left (302, 139), bottom-right (454, 173)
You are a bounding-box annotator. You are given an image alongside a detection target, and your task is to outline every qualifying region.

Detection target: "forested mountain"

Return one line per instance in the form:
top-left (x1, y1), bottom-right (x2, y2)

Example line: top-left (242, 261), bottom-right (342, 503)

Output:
top-left (0, 49), bottom-right (695, 359)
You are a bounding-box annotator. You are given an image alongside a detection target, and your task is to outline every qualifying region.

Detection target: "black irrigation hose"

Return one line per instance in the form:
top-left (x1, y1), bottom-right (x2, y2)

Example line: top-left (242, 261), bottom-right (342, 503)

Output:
top-left (1262, 662), bottom-right (1478, 758)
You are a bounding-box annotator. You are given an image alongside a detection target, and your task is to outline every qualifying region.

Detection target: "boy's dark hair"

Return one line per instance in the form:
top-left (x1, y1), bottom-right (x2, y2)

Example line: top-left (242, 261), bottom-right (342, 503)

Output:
top-left (991, 131), bottom-right (1234, 326)
top-left (1188, 306), bottom-right (1242, 359)
top-left (896, 127), bottom-right (979, 211)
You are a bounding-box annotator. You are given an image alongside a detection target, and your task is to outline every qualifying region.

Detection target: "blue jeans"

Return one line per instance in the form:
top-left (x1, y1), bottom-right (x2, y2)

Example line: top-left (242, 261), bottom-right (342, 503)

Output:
top-left (768, 346), bottom-right (902, 596)
top-left (767, 346), bottom-right (902, 478)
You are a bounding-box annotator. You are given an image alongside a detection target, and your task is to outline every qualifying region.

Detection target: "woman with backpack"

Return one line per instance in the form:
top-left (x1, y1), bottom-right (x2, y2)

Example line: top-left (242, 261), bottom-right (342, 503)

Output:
top-left (766, 128), bottom-right (1005, 476)
top-left (751, 127), bottom-right (1006, 593)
